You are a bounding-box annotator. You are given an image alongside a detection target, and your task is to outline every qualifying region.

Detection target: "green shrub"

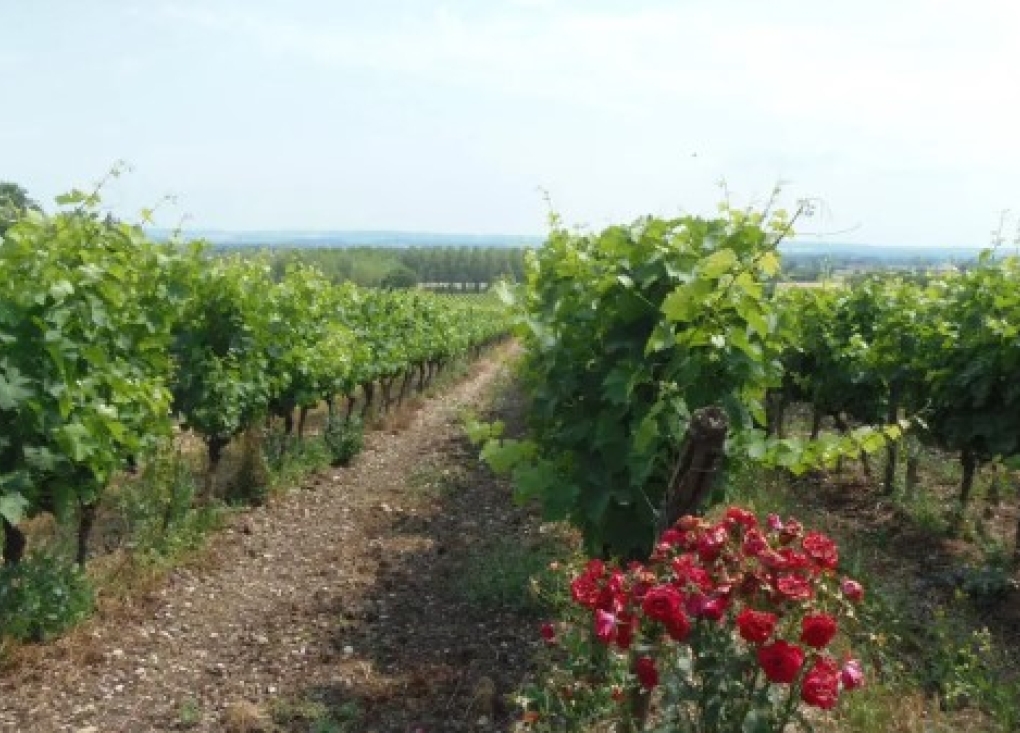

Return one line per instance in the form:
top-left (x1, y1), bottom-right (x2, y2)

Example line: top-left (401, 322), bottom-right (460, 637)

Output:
top-left (323, 415), bottom-right (364, 467)
top-left (0, 553), bottom-right (94, 642)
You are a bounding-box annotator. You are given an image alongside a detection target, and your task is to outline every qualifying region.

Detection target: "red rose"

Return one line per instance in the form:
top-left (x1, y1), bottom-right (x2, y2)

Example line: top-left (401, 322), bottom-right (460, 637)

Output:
top-left (742, 528), bottom-right (769, 557)
top-left (736, 608), bottom-right (778, 644)
top-left (801, 656), bottom-right (840, 709)
top-left (660, 528), bottom-right (685, 546)
top-left (800, 613), bottom-right (838, 649)
top-left (840, 659), bottom-right (865, 690)
top-left (594, 609), bottom-right (618, 644)
top-left (570, 575), bottom-right (600, 608)
top-left (595, 586), bottom-right (621, 613)
top-left (615, 612), bottom-right (636, 650)
top-left (634, 656), bottom-right (659, 689)
top-left (684, 592), bottom-right (706, 618)
top-left (672, 555), bottom-right (714, 591)
top-left (540, 622), bottom-right (556, 645)
top-left (630, 580), bottom-right (652, 604)
top-left (840, 577), bottom-right (864, 603)
top-left (698, 595), bottom-right (729, 622)
top-left (697, 525), bottom-right (729, 562)
top-left (775, 574), bottom-right (814, 602)
top-left (665, 610), bottom-right (692, 641)
top-left (757, 640), bottom-right (805, 683)
top-left (642, 584), bottom-right (684, 623)
top-left (762, 548), bottom-right (810, 572)
top-left (803, 531), bottom-right (839, 570)
top-left (724, 507), bottom-right (758, 529)
top-left (766, 513), bottom-right (784, 532)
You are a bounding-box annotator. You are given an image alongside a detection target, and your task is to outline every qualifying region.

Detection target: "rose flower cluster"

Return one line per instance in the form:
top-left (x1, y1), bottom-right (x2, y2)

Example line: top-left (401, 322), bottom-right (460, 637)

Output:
top-left (555, 507), bottom-right (865, 711)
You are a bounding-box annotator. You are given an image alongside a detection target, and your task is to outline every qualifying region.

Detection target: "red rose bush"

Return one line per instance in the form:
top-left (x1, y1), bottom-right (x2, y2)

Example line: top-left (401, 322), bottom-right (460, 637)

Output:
top-left (526, 507), bottom-right (865, 731)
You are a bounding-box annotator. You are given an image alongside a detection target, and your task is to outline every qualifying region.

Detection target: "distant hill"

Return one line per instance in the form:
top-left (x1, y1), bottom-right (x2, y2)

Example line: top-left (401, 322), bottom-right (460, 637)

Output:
top-left (779, 241), bottom-right (984, 261)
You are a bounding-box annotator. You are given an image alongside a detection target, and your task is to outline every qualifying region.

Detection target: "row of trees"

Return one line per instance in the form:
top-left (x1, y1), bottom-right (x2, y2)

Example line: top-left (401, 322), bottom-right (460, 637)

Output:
top-left (0, 188), bottom-right (511, 567)
top-left (261, 245), bottom-right (527, 290)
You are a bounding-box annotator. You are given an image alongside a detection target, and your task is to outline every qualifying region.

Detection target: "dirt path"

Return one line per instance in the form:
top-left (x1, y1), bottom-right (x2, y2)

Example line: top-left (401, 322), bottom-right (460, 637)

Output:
top-left (1, 347), bottom-right (544, 733)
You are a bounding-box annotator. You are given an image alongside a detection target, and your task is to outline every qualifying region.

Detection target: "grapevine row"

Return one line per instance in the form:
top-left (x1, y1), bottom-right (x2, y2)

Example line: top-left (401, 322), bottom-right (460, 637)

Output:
top-left (774, 259), bottom-right (1020, 515)
top-left (0, 190), bottom-right (511, 565)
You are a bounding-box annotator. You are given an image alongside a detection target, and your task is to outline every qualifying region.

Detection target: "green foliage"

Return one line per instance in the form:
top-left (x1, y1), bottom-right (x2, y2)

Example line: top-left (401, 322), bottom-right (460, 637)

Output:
top-left (503, 205), bottom-right (796, 556)
top-left (177, 697), bottom-right (201, 728)
top-left (170, 255), bottom-right (275, 453)
top-left (0, 552), bottom-right (94, 641)
top-left (323, 414), bottom-right (364, 466)
top-left (922, 257), bottom-right (1020, 462)
top-left (267, 264), bottom-right (355, 423)
top-left (270, 694), bottom-right (363, 732)
top-left (0, 190), bottom-right (185, 524)
top-left (267, 436), bottom-right (332, 490)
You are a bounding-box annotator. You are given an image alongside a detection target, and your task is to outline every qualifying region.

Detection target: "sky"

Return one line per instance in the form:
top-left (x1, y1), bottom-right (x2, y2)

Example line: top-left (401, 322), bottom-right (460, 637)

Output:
top-left (2, 0), bottom-right (1019, 246)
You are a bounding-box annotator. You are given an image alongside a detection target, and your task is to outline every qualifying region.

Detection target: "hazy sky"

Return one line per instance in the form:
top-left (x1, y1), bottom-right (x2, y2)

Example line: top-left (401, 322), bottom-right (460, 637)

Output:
top-left (2, 1), bottom-right (1019, 245)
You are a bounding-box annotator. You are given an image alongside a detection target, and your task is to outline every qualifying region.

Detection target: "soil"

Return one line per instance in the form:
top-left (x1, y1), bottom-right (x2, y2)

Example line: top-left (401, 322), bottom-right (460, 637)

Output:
top-left (0, 345), bottom-right (546, 733)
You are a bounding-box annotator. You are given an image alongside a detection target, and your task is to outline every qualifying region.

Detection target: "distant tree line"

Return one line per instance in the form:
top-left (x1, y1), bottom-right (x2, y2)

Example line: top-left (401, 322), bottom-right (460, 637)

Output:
top-left (255, 245), bottom-right (527, 290)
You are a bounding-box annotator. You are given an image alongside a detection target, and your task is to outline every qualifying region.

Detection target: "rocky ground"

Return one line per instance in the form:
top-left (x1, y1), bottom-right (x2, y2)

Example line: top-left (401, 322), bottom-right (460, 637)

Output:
top-left (1, 346), bottom-right (549, 733)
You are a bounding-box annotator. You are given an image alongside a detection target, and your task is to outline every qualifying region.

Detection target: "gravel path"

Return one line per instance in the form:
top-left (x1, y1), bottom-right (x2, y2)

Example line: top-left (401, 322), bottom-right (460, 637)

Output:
top-left (1, 347), bottom-right (536, 733)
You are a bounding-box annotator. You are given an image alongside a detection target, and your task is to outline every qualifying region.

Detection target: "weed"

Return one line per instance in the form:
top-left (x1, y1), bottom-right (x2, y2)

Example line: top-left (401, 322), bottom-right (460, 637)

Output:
top-left (233, 427), bottom-right (272, 504)
top-left (268, 436), bottom-right (332, 490)
top-left (924, 603), bottom-right (1020, 727)
top-left (323, 415), bottom-right (364, 467)
top-left (270, 694), bottom-right (362, 732)
top-left (0, 552), bottom-right (94, 642)
top-left (456, 535), bottom-right (565, 616)
top-left (177, 696), bottom-right (201, 727)
top-left (109, 441), bottom-right (221, 559)
top-left (896, 487), bottom-right (951, 537)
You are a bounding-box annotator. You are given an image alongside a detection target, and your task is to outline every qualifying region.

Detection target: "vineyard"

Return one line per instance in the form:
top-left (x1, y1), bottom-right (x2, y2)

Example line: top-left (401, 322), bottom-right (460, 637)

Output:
top-left (0, 188), bottom-right (510, 578)
top-left (2, 189), bottom-right (1020, 732)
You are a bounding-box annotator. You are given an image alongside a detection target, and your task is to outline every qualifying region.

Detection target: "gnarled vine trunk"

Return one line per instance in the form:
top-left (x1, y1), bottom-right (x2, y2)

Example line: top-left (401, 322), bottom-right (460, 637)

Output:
top-left (654, 406), bottom-right (730, 537)
top-left (2, 516), bottom-right (26, 565)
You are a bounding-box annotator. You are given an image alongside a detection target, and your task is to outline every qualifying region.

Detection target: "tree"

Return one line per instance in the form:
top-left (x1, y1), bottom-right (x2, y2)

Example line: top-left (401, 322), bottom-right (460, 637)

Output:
top-left (380, 265), bottom-right (419, 290)
top-left (0, 182), bottom-right (41, 237)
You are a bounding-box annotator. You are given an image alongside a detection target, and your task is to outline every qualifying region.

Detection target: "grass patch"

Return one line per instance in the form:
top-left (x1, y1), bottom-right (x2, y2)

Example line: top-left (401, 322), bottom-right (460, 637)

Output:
top-left (270, 693), bottom-right (362, 732)
top-left (454, 534), bottom-right (565, 616)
